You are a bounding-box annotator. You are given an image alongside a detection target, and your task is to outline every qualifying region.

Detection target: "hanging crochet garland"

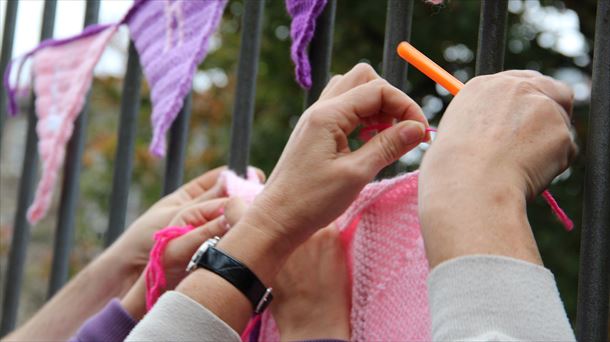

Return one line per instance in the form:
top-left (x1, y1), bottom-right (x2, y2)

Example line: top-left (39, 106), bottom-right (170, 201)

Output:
top-left (285, 0), bottom-right (328, 89)
top-left (125, 0), bottom-right (228, 157)
top-left (4, 24), bottom-right (118, 224)
top-left (3, 0), bottom-right (227, 224)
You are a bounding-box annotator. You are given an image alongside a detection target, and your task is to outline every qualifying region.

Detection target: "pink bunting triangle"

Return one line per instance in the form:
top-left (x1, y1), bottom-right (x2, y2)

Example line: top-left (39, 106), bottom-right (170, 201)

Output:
top-left (26, 25), bottom-right (118, 224)
top-left (125, 0), bottom-right (228, 157)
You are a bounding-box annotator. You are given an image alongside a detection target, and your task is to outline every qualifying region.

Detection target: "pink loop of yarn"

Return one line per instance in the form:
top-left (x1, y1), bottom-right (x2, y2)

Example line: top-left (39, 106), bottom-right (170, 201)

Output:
top-left (542, 190), bottom-right (574, 231)
top-left (145, 225), bottom-right (195, 310)
top-left (241, 314), bottom-right (262, 342)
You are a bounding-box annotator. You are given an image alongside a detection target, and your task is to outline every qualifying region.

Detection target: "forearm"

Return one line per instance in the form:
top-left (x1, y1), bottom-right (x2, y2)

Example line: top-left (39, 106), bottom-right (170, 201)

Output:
top-left (6, 247), bottom-right (138, 341)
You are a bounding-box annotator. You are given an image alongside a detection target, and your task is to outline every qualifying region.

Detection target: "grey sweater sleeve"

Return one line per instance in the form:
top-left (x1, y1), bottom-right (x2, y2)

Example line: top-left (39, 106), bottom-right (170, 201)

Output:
top-left (125, 291), bottom-right (240, 342)
top-left (428, 255), bottom-right (576, 341)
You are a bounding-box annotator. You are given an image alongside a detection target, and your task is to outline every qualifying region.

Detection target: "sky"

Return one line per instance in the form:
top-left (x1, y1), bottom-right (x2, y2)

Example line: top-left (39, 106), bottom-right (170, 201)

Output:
top-left (0, 0), bottom-right (133, 77)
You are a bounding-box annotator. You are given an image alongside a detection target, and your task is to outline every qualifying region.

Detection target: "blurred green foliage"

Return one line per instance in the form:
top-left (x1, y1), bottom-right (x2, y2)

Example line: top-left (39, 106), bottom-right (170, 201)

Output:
top-left (72, 0), bottom-right (599, 326)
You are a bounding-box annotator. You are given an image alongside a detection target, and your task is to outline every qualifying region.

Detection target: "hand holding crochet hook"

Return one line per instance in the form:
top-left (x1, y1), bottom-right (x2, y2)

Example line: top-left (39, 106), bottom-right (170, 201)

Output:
top-left (397, 42), bottom-right (578, 267)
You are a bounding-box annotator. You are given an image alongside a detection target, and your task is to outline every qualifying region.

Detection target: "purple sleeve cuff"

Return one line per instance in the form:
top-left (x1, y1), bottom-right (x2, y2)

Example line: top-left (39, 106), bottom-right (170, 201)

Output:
top-left (69, 299), bottom-right (137, 342)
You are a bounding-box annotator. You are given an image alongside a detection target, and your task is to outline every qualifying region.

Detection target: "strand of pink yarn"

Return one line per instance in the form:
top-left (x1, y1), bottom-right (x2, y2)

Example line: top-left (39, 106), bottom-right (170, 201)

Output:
top-left (145, 225), bottom-right (195, 310)
top-left (359, 124), bottom-right (573, 230)
top-left (241, 314), bottom-right (262, 342)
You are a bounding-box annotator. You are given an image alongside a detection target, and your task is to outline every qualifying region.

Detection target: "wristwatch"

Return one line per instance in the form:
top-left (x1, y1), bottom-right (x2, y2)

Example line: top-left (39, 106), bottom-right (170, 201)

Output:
top-left (186, 237), bottom-right (273, 314)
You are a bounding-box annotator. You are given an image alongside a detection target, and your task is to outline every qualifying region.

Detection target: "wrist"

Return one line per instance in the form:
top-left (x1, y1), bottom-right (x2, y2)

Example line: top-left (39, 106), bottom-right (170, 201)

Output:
top-left (98, 247), bottom-right (141, 295)
top-left (216, 214), bottom-right (295, 286)
top-left (120, 276), bottom-right (146, 321)
top-left (419, 175), bottom-right (541, 268)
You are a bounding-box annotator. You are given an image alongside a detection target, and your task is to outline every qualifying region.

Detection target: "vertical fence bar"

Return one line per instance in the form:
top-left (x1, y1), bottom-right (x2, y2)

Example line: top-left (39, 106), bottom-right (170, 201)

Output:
top-left (0, 1), bottom-right (57, 336)
top-left (162, 93), bottom-right (192, 195)
top-left (382, 0), bottom-right (414, 92)
top-left (378, 0), bottom-right (414, 178)
top-left (475, 0), bottom-right (508, 76)
top-left (304, 0), bottom-right (336, 107)
top-left (104, 42), bottom-right (142, 247)
top-left (47, 0), bottom-right (101, 298)
top-left (576, 0), bottom-right (610, 340)
top-left (227, 0), bottom-right (264, 177)
top-left (0, 0), bottom-right (18, 153)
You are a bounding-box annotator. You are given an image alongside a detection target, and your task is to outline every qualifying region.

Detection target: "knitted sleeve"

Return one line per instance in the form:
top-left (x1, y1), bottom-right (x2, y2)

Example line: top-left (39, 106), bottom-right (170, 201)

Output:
top-left (69, 299), bottom-right (136, 342)
top-left (125, 291), bottom-right (241, 342)
top-left (428, 255), bottom-right (576, 341)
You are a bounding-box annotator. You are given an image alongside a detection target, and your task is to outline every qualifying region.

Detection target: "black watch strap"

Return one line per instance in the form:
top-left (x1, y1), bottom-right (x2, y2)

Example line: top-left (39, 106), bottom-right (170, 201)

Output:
top-left (197, 246), bottom-right (273, 314)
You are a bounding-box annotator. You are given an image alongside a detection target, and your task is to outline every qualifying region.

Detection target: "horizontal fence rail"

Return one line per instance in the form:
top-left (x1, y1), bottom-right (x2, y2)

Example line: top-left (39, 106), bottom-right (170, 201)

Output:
top-left (0, 0), bottom-right (608, 339)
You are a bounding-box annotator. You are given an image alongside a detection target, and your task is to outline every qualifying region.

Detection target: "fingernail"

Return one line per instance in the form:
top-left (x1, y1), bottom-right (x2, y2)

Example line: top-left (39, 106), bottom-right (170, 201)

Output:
top-left (399, 121), bottom-right (426, 145)
top-left (219, 215), bottom-right (232, 231)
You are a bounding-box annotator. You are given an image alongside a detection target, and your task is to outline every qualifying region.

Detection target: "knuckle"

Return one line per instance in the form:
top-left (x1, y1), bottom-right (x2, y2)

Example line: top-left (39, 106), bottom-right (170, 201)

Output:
top-left (305, 108), bottom-right (330, 128)
top-left (352, 62), bottom-right (376, 76)
top-left (328, 74), bottom-right (342, 83)
top-left (375, 133), bottom-right (400, 165)
top-left (513, 79), bottom-right (538, 95)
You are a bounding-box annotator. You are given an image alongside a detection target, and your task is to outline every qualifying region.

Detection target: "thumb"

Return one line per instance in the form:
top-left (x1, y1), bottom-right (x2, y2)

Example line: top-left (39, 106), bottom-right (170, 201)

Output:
top-left (224, 197), bottom-right (248, 226)
top-left (350, 120), bottom-right (426, 173)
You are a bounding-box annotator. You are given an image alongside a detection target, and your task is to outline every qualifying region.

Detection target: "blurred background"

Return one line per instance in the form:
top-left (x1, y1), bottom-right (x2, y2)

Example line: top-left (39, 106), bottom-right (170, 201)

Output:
top-left (0, 0), bottom-right (600, 328)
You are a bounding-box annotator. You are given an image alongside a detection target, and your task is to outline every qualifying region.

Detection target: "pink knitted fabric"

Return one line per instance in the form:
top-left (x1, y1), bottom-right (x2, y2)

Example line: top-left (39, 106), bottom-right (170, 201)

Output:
top-left (145, 225), bottom-right (195, 310)
top-left (26, 25), bottom-right (118, 224)
top-left (285, 0), bottom-right (328, 89)
top-left (125, 0), bottom-right (228, 157)
top-left (222, 170), bottom-right (431, 341)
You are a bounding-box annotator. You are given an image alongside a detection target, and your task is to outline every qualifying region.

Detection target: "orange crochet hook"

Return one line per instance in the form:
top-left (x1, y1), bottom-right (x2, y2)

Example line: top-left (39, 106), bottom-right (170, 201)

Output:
top-left (396, 41), bottom-right (574, 231)
top-left (397, 41), bottom-right (464, 95)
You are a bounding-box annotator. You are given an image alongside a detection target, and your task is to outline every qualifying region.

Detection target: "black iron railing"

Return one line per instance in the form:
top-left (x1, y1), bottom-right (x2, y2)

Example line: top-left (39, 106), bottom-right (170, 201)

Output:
top-left (0, 0), bottom-right (608, 340)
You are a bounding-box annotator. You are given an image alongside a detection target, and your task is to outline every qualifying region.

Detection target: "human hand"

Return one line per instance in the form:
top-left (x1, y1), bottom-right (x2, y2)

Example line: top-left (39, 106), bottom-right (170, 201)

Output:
top-left (270, 226), bottom-right (351, 341)
top-left (121, 197), bottom-right (249, 320)
top-left (106, 166), bottom-right (263, 277)
top-left (243, 63), bottom-right (429, 250)
top-left (419, 70), bottom-right (576, 267)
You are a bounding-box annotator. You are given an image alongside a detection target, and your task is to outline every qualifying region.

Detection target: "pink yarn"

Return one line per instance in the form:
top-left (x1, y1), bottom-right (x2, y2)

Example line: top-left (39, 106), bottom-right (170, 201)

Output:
top-left (542, 190), bottom-right (574, 231)
top-left (25, 25), bottom-right (118, 224)
top-left (125, 0), bottom-right (228, 157)
top-left (145, 225), bottom-right (195, 310)
top-left (222, 170), bottom-right (431, 341)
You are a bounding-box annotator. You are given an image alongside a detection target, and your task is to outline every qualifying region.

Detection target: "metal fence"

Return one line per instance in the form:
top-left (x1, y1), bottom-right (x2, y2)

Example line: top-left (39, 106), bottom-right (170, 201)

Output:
top-left (1, 0), bottom-right (608, 340)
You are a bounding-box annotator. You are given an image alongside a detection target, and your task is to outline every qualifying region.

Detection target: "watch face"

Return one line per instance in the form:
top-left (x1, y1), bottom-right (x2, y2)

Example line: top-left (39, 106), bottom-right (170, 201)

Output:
top-left (185, 237), bottom-right (220, 272)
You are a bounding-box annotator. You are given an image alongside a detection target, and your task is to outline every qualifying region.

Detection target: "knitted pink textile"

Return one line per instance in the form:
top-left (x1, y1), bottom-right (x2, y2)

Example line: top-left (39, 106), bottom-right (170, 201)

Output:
top-left (26, 25), bottom-right (118, 224)
top-left (285, 0), bottom-right (328, 89)
top-left (125, 0), bottom-right (228, 157)
top-left (222, 170), bottom-right (431, 341)
top-left (145, 225), bottom-right (195, 310)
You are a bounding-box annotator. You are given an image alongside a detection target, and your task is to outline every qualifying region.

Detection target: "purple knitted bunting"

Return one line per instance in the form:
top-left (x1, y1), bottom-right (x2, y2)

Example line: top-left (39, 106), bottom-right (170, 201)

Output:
top-left (286, 0), bottom-right (328, 89)
top-left (125, 0), bottom-right (228, 157)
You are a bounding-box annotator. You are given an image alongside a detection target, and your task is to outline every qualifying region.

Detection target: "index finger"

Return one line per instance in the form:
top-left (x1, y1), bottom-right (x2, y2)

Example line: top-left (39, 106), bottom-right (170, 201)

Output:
top-left (328, 79), bottom-right (428, 134)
